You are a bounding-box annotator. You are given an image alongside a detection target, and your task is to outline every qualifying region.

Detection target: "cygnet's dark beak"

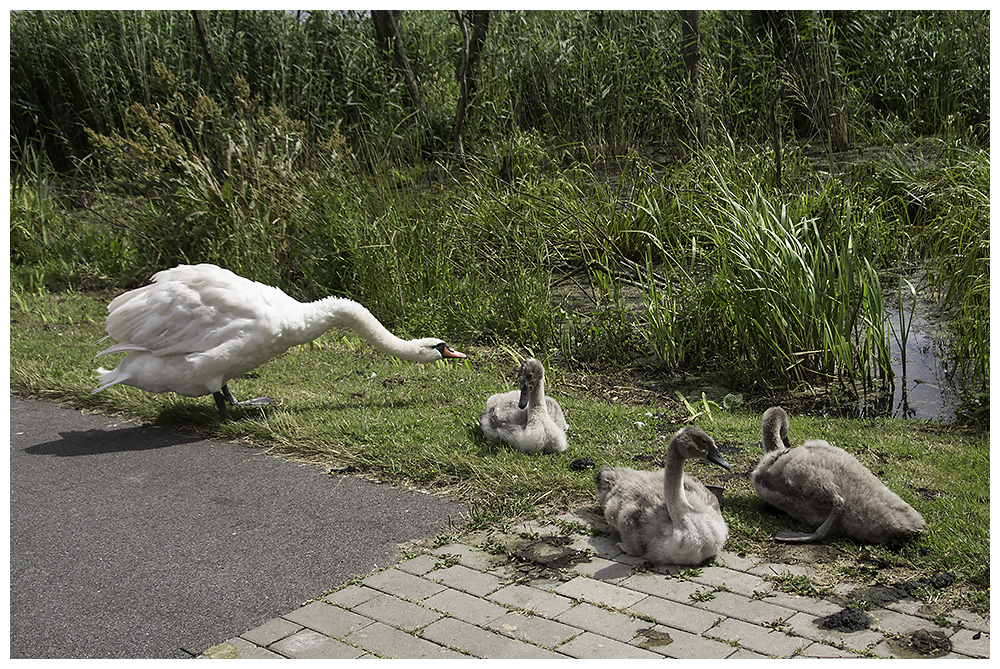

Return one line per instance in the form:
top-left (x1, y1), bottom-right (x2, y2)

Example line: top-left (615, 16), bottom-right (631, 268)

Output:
top-left (518, 387), bottom-right (530, 410)
top-left (706, 447), bottom-right (731, 470)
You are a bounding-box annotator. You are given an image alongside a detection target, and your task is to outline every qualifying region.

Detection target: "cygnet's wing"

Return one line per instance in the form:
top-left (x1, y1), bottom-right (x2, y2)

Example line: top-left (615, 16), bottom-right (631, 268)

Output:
top-left (545, 396), bottom-right (568, 430)
top-left (482, 390), bottom-right (528, 430)
top-left (683, 474), bottom-right (723, 513)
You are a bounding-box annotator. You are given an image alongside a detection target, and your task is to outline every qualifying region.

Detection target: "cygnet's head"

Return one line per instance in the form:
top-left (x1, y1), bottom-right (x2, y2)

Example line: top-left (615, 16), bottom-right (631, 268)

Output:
top-left (594, 465), bottom-right (619, 502)
top-left (672, 425), bottom-right (731, 470)
top-left (761, 406), bottom-right (790, 453)
top-left (516, 358), bottom-right (546, 409)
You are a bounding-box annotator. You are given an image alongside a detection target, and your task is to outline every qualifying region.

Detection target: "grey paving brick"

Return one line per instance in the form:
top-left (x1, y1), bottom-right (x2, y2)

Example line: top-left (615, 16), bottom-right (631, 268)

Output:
top-left (749, 561), bottom-right (819, 580)
top-left (344, 620), bottom-right (465, 659)
top-left (202, 637), bottom-right (283, 659)
top-left (554, 602), bottom-right (652, 643)
top-left (799, 641), bottom-right (864, 658)
top-left (705, 616), bottom-right (811, 657)
top-left (430, 542), bottom-right (504, 571)
top-left (428, 563), bottom-right (504, 596)
top-left (753, 589), bottom-right (843, 617)
top-left (949, 628), bottom-right (990, 658)
top-left (948, 608), bottom-right (990, 634)
top-left (884, 598), bottom-right (926, 616)
top-left (509, 520), bottom-right (561, 536)
top-left (637, 625), bottom-right (738, 658)
top-left (269, 629), bottom-right (366, 659)
top-left (487, 611), bottom-right (580, 648)
top-left (240, 617), bottom-right (302, 647)
top-left (564, 533), bottom-right (625, 560)
top-left (554, 575), bottom-right (647, 609)
top-left (569, 555), bottom-right (635, 582)
top-left (323, 584), bottom-right (382, 609)
top-left (619, 571), bottom-right (706, 602)
top-left (713, 550), bottom-right (761, 571)
top-left (555, 631), bottom-right (661, 658)
top-left (693, 590), bottom-right (799, 626)
top-left (785, 610), bottom-right (885, 653)
top-left (870, 640), bottom-right (968, 660)
top-left (487, 583), bottom-right (576, 618)
top-left (871, 608), bottom-right (955, 637)
top-left (361, 567), bottom-right (447, 602)
top-left (396, 553), bottom-right (442, 576)
top-left (689, 565), bottom-right (771, 597)
top-left (422, 586), bottom-right (508, 626)
top-left (352, 592), bottom-right (442, 632)
top-left (726, 648), bottom-right (770, 658)
top-left (281, 601), bottom-right (374, 638)
top-left (627, 593), bottom-right (721, 634)
top-left (554, 509), bottom-right (603, 528)
top-left (421, 616), bottom-right (565, 658)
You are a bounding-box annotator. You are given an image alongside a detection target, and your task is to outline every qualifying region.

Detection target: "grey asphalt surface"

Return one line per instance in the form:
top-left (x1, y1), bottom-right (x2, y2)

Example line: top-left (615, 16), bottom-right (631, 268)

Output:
top-left (8, 397), bottom-right (468, 659)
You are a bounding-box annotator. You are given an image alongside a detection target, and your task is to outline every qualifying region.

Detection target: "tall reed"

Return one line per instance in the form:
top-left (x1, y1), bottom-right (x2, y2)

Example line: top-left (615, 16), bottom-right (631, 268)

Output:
top-left (640, 149), bottom-right (892, 389)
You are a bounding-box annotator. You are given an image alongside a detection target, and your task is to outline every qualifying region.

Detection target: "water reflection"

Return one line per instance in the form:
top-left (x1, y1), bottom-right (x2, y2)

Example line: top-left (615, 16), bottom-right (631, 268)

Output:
top-left (859, 269), bottom-right (966, 423)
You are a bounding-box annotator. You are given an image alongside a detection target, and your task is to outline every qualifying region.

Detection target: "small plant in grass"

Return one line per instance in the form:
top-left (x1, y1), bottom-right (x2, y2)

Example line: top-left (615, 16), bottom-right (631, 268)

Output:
top-left (769, 574), bottom-right (834, 599)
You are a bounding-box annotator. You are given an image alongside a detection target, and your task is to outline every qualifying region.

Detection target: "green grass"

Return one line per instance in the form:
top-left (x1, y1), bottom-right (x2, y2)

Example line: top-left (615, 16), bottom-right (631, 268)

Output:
top-left (9, 287), bottom-right (989, 615)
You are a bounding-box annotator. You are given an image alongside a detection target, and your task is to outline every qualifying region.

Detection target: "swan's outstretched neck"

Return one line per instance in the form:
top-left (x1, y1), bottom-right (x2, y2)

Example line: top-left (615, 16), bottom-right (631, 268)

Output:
top-left (311, 297), bottom-right (415, 359)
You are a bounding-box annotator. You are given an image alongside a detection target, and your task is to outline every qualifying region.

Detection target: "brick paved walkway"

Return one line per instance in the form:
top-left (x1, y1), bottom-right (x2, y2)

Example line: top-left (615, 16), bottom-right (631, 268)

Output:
top-left (201, 510), bottom-right (989, 659)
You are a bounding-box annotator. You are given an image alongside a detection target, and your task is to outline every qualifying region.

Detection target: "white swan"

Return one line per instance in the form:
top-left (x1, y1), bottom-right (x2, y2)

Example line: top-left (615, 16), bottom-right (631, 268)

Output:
top-left (595, 425), bottom-right (731, 565)
top-left (479, 358), bottom-right (568, 454)
top-left (92, 263), bottom-right (467, 420)
top-left (751, 406), bottom-right (928, 544)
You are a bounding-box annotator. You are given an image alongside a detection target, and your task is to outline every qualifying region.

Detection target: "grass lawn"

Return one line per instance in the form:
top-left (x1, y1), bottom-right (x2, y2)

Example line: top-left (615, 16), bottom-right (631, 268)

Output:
top-left (9, 287), bottom-right (990, 616)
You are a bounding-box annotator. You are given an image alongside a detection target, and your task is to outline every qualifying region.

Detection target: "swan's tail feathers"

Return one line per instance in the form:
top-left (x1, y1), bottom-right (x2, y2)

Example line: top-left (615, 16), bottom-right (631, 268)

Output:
top-left (95, 342), bottom-right (149, 358)
top-left (92, 367), bottom-right (125, 394)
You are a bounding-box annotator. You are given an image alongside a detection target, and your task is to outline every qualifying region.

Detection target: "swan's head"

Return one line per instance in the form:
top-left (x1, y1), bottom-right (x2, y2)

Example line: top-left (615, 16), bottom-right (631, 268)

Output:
top-left (516, 358), bottom-right (546, 409)
top-left (407, 338), bottom-right (467, 364)
top-left (672, 425), bottom-right (731, 470)
top-left (761, 406), bottom-right (790, 453)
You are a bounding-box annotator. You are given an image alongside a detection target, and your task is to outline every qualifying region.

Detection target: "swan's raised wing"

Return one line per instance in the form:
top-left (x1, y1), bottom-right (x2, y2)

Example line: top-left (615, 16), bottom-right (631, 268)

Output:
top-left (100, 265), bottom-right (295, 357)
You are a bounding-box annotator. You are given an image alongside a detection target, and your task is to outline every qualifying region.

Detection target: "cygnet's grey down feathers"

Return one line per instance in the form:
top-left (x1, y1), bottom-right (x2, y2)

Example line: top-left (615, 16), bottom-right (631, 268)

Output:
top-left (751, 406), bottom-right (928, 544)
top-left (480, 358), bottom-right (568, 454)
top-left (595, 425), bottom-right (731, 565)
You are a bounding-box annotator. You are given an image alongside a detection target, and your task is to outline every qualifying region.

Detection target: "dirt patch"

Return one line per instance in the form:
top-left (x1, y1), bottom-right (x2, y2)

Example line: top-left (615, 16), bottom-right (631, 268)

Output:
top-left (886, 629), bottom-right (953, 659)
top-left (846, 572), bottom-right (956, 609)
top-left (635, 628), bottom-right (674, 649)
top-left (817, 607), bottom-right (873, 632)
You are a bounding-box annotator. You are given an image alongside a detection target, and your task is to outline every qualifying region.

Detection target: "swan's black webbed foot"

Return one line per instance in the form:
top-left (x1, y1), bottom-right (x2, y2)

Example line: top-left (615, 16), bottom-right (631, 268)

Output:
top-left (232, 396), bottom-right (273, 407)
top-left (215, 385), bottom-right (272, 422)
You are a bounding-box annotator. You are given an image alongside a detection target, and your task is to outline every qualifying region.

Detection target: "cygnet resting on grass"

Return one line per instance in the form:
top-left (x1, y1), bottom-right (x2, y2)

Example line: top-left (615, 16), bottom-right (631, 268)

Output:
top-left (595, 425), bottom-right (731, 565)
top-left (751, 406), bottom-right (928, 544)
top-left (480, 358), bottom-right (568, 454)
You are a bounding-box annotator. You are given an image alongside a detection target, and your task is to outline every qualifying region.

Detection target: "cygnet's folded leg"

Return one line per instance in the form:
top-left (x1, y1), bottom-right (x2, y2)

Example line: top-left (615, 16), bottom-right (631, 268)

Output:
top-left (775, 493), bottom-right (845, 543)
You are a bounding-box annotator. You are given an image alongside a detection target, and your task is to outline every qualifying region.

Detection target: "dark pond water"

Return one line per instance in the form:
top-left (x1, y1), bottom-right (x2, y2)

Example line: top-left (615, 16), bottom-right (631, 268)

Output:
top-left (857, 269), bottom-right (969, 423)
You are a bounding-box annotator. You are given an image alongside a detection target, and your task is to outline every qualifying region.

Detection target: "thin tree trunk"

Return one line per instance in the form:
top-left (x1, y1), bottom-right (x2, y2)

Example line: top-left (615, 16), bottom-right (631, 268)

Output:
top-left (371, 10), bottom-right (427, 124)
top-left (679, 10), bottom-right (704, 147)
top-left (453, 11), bottom-right (470, 160)
top-left (190, 10), bottom-right (219, 83)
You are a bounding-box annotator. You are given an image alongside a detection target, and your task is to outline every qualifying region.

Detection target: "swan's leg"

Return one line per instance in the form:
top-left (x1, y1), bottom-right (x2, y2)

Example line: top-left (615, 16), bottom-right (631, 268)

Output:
top-left (214, 384), bottom-right (272, 422)
top-left (775, 494), bottom-right (845, 543)
top-left (221, 384), bottom-right (272, 408)
top-left (213, 391), bottom-right (234, 422)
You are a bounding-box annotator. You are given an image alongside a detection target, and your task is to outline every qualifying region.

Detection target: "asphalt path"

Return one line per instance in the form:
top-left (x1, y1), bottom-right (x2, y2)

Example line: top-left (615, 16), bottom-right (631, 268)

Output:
top-left (8, 397), bottom-right (468, 659)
